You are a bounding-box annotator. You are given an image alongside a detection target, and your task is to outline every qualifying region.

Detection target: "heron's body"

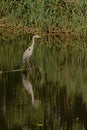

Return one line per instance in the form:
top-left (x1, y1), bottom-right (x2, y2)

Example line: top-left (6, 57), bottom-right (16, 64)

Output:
top-left (22, 47), bottom-right (33, 63)
top-left (22, 35), bottom-right (41, 63)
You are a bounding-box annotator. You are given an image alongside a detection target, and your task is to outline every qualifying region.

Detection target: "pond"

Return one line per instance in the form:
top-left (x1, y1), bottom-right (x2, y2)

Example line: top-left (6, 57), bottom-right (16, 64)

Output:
top-left (0, 35), bottom-right (87, 130)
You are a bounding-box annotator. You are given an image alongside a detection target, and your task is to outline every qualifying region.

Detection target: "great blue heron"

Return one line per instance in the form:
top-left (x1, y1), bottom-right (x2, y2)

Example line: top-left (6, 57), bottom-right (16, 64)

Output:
top-left (22, 74), bottom-right (40, 108)
top-left (22, 35), bottom-right (41, 63)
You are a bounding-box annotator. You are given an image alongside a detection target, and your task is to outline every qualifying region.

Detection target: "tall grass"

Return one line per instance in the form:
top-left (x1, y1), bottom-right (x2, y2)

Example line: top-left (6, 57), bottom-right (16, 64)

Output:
top-left (0, 0), bottom-right (87, 36)
top-left (0, 35), bottom-right (87, 71)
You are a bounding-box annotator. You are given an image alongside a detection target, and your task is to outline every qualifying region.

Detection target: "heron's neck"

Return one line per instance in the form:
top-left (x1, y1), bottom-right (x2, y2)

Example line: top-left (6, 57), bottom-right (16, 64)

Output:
top-left (31, 37), bottom-right (35, 47)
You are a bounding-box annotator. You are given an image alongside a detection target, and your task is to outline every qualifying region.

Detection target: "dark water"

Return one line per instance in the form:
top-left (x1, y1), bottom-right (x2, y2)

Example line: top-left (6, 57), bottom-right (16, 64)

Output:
top-left (1, 71), bottom-right (87, 130)
top-left (0, 35), bottom-right (87, 130)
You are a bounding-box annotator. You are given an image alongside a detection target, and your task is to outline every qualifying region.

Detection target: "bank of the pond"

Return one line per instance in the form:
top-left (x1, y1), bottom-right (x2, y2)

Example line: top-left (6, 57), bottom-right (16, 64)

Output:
top-left (0, 1), bottom-right (87, 40)
top-left (1, 21), bottom-right (87, 41)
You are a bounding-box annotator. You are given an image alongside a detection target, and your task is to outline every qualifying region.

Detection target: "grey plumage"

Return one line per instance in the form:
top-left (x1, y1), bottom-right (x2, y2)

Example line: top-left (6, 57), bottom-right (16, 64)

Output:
top-left (22, 35), bottom-right (41, 63)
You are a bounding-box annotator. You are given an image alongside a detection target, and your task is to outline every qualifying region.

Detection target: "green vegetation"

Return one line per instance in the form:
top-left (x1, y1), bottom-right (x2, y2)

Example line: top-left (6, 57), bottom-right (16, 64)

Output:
top-left (0, 0), bottom-right (87, 37)
top-left (1, 1), bottom-right (87, 129)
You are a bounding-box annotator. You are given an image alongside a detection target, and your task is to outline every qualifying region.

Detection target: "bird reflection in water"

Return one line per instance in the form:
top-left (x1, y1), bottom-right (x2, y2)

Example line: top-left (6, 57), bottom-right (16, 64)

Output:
top-left (22, 74), bottom-right (40, 109)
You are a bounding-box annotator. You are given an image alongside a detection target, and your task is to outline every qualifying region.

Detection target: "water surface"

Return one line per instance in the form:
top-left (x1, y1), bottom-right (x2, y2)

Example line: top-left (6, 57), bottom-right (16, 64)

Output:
top-left (0, 35), bottom-right (87, 130)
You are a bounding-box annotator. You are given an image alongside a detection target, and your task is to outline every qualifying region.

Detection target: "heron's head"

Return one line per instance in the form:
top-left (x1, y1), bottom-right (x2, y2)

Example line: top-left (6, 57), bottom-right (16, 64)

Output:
top-left (33, 35), bottom-right (41, 39)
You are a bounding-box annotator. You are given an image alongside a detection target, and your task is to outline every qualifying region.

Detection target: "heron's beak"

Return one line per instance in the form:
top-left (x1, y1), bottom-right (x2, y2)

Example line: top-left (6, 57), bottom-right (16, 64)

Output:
top-left (38, 36), bottom-right (41, 38)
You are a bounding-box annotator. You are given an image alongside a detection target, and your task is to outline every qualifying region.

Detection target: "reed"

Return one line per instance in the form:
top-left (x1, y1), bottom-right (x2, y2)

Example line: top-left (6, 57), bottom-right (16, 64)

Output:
top-left (0, 52), bottom-right (87, 130)
top-left (0, 0), bottom-right (87, 36)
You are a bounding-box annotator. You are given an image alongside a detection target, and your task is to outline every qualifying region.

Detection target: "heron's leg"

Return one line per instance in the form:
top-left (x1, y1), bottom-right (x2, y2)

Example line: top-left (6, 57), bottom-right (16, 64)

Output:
top-left (27, 60), bottom-right (30, 69)
top-left (27, 60), bottom-right (31, 79)
top-left (27, 71), bottom-right (30, 79)
top-left (26, 60), bottom-right (30, 71)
